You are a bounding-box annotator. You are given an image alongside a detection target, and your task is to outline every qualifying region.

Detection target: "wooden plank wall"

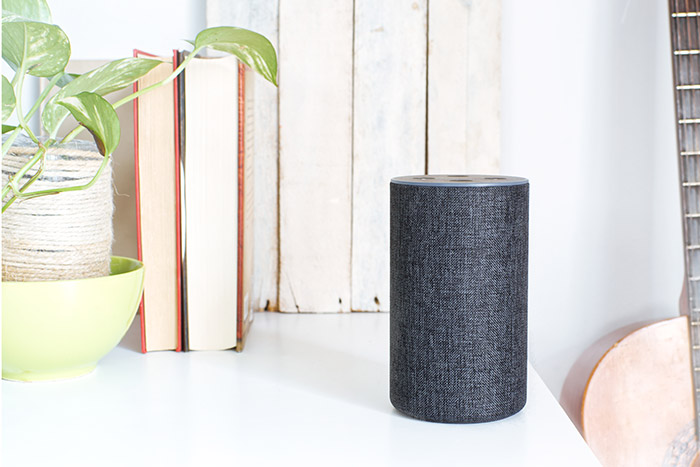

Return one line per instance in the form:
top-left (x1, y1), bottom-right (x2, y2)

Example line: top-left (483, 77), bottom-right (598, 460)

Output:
top-left (278, 1), bottom-right (354, 313)
top-left (206, 0), bottom-right (501, 313)
top-left (352, 0), bottom-right (427, 312)
top-left (427, 0), bottom-right (501, 174)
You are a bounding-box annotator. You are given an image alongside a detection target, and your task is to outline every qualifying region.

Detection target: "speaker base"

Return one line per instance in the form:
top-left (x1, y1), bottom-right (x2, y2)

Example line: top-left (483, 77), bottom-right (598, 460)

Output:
top-left (390, 395), bottom-right (527, 424)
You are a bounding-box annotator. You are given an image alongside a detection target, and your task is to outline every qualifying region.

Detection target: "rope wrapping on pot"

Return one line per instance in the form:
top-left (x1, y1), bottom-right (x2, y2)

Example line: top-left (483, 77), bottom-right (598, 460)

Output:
top-left (2, 136), bottom-right (114, 281)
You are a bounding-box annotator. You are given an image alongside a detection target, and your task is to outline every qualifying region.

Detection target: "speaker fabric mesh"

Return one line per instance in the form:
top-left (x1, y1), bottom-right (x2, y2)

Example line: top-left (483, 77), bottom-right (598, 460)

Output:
top-left (389, 176), bottom-right (529, 423)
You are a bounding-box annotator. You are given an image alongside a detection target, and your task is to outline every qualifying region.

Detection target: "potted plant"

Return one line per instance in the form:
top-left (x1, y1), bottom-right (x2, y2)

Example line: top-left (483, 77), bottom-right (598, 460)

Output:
top-left (1, 0), bottom-right (278, 381)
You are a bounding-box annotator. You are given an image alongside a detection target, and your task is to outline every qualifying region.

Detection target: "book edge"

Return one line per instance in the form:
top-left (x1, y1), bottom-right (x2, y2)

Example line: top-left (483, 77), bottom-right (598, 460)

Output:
top-left (133, 49), bottom-right (147, 354)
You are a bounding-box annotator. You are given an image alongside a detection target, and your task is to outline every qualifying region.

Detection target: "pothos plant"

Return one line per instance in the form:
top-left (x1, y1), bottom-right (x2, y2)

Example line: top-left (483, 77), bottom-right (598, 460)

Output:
top-left (1, 0), bottom-right (277, 214)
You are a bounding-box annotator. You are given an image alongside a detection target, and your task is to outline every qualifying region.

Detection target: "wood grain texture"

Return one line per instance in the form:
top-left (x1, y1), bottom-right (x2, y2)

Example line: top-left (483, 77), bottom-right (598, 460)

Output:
top-left (582, 317), bottom-right (696, 466)
top-left (206, 0), bottom-right (280, 312)
top-left (278, 0), bottom-right (353, 312)
top-left (560, 318), bottom-right (659, 435)
top-left (427, 0), bottom-right (500, 174)
top-left (352, 0), bottom-right (427, 312)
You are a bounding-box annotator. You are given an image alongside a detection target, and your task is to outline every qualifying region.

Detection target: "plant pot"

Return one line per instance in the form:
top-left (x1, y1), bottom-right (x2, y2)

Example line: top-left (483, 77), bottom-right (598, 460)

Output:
top-left (2, 256), bottom-right (144, 382)
top-left (2, 135), bottom-right (113, 281)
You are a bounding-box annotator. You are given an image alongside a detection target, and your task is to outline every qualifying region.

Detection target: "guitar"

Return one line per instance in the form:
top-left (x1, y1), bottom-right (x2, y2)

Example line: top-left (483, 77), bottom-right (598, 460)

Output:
top-left (571, 2), bottom-right (700, 465)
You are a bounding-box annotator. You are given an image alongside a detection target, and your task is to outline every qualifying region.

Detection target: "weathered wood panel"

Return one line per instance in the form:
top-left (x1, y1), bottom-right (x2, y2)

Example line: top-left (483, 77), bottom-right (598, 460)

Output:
top-left (351, 0), bottom-right (427, 312)
top-left (427, 0), bottom-right (500, 175)
top-left (206, 1), bottom-right (501, 313)
top-left (278, 0), bottom-right (354, 312)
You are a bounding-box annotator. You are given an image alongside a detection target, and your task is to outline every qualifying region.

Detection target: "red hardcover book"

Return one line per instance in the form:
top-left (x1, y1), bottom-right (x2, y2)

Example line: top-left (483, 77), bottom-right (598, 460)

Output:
top-left (133, 51), bottom-right (255, 352)
top-left (237, 62), bottom-right (255, 351)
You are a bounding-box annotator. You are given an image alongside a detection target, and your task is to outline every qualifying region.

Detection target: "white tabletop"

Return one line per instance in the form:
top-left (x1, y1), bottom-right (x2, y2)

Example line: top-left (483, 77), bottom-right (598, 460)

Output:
top-left (3, 312), bottom-right (599, 466)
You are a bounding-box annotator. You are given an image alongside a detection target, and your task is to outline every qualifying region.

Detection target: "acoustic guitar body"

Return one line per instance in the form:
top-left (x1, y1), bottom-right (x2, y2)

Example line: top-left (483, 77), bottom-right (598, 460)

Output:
top-left (580, 2), bottom-right (700, 465)
top-left (582, 316), bottom-right (698, 466)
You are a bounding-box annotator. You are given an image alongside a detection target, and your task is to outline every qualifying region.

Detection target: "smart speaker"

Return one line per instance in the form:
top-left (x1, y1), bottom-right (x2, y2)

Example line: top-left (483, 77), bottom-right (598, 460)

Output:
top-left (389, 174), bottom-right (529, 423)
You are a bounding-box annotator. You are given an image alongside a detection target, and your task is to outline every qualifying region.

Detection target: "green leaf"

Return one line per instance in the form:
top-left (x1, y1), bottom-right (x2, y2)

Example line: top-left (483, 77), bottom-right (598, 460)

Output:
top-left (2, 9), bottom-right (29, 22)
top-left (42, 57), bottom-right (162, 137)
top-left (2, 21), bottom-right (70, 77)
top-left (2, 75), bottom-right (15, 121)
top-left (55, 72), bottom-right (79, 88)
top-left (2, 124), bottom-right (17, 133)
top-left (57, 92), bottom-right (120, 157)
top-left (194, 27), bottom-right (278, 86)
top-left (1, 0), bottom-right (51, 22)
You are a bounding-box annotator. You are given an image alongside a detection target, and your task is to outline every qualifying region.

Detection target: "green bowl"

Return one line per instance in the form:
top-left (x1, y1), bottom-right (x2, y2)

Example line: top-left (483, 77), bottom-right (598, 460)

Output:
top-left (2, 256), bottom-right (144, 382)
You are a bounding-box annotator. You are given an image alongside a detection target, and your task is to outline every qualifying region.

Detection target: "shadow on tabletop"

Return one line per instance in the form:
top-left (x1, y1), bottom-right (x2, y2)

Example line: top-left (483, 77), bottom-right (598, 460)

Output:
top-left (117, 316), bottom-right (142, 353)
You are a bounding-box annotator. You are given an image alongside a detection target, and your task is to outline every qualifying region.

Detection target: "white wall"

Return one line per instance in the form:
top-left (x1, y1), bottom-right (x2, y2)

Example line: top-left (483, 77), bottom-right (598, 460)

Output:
top-left (31, 0), bottom-right (682, 401)
top-left (502, 0), bottom-right (683, 398)
top-left (4, 0), bottom-right (205, 129)
top-left (51, 0), bottom-right (205, 58)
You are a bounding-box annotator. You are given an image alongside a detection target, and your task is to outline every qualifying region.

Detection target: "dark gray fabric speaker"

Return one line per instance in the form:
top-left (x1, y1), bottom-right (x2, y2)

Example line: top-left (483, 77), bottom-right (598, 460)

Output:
top-left (389, 174), bottom-right (529, 423)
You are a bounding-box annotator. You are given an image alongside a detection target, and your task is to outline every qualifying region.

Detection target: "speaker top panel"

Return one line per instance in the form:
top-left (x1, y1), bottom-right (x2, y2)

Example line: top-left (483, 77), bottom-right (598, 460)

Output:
top-left (391, 174), bottom-right (528, 187)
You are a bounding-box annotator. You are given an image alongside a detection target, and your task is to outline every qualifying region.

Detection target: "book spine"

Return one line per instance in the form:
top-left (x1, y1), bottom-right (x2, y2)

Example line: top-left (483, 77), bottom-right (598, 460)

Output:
top-left (237, 62), bottom-right (245, 349)
top-left (133, 49), bottom-right (147, 354)
top-left (133, 49), bottom-right (180, 352)
top-left (176, 50), bottom-right (189, 352)
top-left (173, 49), bottom-right (183, 352)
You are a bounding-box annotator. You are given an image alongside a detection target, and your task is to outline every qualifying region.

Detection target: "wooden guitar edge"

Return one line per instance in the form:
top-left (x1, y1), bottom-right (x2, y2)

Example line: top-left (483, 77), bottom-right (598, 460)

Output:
top-left (559, 317), bottom-right (682, 435)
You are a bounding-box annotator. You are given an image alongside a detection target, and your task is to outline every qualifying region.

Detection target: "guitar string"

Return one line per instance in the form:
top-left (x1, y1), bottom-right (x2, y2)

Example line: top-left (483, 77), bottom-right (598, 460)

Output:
top-left (683, 1), bottom-right (693, 315)
top-left (679, 0), bottom-right (690, 221)
top-left (682, 0), bottom-right (693, 259)
top-left (686, 0), bottom-right (698, 276)
top-left (691, 0), bottom-right (698, 193)
top-left (688, 1), bottom-right (691, 242)
top-left (692, 0), bottom-right (700, 442)
top-left (690, 0), bottom-right (700, 352)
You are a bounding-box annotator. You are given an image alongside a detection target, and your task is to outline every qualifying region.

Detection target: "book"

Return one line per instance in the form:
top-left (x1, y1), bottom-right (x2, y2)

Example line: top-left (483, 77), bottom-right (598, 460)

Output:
top-left (133, 50), bottom-right (182, 352)
top-left (179, 54), bottom-right (254, 351)
top-left (239, 62), bottom-right (256, 351)
top-left (134, 51), bottom-right (254, 352)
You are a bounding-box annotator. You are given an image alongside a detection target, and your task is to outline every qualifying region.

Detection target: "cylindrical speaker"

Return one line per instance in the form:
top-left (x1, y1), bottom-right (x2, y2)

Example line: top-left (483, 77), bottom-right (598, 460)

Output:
top-left (390, 174), bottom-right (529, 423)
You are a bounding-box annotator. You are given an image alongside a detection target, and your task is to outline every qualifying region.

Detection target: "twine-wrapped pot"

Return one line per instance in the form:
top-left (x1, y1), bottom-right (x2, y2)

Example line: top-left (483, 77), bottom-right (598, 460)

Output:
top-left (2, 135), bottom-right (113, 282)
